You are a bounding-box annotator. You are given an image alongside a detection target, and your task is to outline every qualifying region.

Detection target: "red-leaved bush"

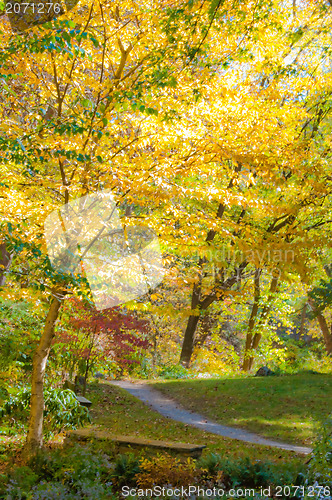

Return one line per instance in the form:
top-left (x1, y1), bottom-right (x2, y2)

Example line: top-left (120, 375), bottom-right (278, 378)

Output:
top-left (53, 297), bottom-right (150, 379)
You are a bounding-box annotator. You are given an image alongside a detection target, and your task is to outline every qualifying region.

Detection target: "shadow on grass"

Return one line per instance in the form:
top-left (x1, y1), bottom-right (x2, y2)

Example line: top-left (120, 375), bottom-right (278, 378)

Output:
top-left (151, 373), bottom-right (332, 445)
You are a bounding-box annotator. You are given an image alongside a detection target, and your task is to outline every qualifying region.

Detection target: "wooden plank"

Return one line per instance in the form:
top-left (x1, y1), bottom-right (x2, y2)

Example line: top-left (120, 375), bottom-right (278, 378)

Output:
top-left (66, 428), bottom-right (206, 458)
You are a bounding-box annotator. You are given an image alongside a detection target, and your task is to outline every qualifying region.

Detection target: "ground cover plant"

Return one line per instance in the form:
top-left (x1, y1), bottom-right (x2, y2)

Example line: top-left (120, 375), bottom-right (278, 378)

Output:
top-left (0, 443), bottom-right (307, 500)
top-left (1, 382), bottom-right (331, 498)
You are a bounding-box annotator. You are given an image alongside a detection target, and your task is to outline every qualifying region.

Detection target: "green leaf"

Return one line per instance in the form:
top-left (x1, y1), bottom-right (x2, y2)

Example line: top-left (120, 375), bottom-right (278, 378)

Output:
top-left (62, 32), bottom-right (71, 45)
top-left (82, 98), bottom-right (92, 107)
top-left (90, 36), bottom-right (99, 48)
top-left (146, 107), bottom-right (158, 116)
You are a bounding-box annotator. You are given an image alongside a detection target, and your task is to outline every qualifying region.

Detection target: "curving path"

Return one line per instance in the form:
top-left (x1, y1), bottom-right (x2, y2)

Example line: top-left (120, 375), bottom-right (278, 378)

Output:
top-left (108, 380), bottom-right (312, 455)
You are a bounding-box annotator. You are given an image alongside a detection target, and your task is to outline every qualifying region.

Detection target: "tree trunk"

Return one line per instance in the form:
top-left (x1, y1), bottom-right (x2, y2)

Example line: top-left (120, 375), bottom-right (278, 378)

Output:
top-left (149, 312), bottom-right (161, 367)
top-left (243, 268), bottom-right (261, 371)
top-left (299, 303), bottom-right (307, 338)
top-left (242, 332), bottom-right (253, 372)
top-left (180, 261), bottom-right (248, 367)
top-left (152, 330), bottom-right (158, 367)
top-left (308, 298), bottom-right (332, 355)
top-left (0, 243), bottom-right (12, 286)
top-left (83, 358), bottom-right (89, 397)
top-left (180, 272), bottom-right (202, 367)
top-left (180, 314), bottom-right (201, 367)
top-left (180, 170), bottom-right (242, 368)
top-left (248, 332), bottom-right (262, 370)
top-left (24, 293), bottom-right (62, 456)
top-left (243, 271), bottom-right (279, 371)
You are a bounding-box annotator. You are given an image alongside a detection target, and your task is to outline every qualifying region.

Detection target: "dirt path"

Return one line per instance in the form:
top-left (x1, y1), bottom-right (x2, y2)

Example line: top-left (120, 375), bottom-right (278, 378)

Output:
top-left (108, 380), bottom-right (312, 455)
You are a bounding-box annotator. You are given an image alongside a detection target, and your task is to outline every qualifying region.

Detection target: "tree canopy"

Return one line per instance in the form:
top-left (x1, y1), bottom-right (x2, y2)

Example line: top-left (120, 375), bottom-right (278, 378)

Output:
top-left (0, 0), bottom-right (332, 454)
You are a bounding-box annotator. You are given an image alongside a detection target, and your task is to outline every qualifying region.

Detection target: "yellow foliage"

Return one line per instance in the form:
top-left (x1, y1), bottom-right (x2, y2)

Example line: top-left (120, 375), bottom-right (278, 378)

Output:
top-left (137, 454), bottom-right (197, 489)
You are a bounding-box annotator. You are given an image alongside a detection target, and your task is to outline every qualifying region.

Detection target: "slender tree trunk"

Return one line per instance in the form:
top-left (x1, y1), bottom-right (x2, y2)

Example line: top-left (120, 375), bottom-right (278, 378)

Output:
top-left (308, 298), bottom-right (332, 355)
top-left (180, 314), bottom-right (201, 367)
top-left (180, 170), bottom-right (242, 368)
top-left (24, 293), bottom-right (62, 456)
top-left (242, 332), bottom-right (253, 372)
top-left (0, 243), bottom-right (12, 286)
top-left (149, 311), bottom-right (161, 367)
top-left (299, 303), bottom-right (307, 338)
top-left (249, 272), bottom-right (279, 370)
top-left (315, 310), bottom-right (332, 354)
top-left (248, 332), bottom-right (262, 370)
top-left (243, 268), bottom-right (261, 371)
top-left (180, 273), bottom-right (202, 367)
top-left (180, 261), bottom-right (248, 367)
top-left (83, 358), bottom-right (89, 397)
top-left (243, 271), bottom-right (279, 371)
top-left (152, 331), bottom-right (158, 367)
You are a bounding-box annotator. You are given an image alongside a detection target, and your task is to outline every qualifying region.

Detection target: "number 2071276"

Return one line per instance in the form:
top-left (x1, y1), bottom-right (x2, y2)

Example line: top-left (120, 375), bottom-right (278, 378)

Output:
top-left (6, 2), bottom-right (61, 14)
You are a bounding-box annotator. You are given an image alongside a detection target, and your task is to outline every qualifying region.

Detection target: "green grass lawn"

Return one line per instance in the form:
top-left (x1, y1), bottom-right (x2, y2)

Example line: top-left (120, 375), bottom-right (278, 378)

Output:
top-left (86, 381), bottom-right (307, 470)
top-left (150, 373), bottom-right (332, 446)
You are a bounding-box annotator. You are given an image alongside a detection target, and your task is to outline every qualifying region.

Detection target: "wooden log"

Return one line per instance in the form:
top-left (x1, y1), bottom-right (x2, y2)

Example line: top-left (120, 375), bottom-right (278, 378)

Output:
top-left (66, 428), bottom-right (206, 458)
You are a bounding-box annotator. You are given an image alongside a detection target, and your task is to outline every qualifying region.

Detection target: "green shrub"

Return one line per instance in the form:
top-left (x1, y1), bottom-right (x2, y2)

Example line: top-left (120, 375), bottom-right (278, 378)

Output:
top-left (0, 388), bottom-right (90, 436)
top-left (158, 363), bottom-right (189, 379)
top-left (197, 453), bottom-right (305, 493)
top-left (4, 465), bottom-right (39, 499)
top-left (28, 444), bottom-right (112, 483)
top-left (218, 457), bottom-right (275, 489)
top-left (0, 383), bottom-right (8, 403)
top-left (197, 452), bottom-right (223, 479)
top-left (43, 388), bottom-right (91, 435)
top-left (305, 414), bottom-right (332, 491)
top-left (132, 357), bottom-right (154, 379)
top-left (4, 445), bottom-right (117, 499)
top-left (111, 453), bottom-right (141, 487)
top-left (0, 298), bottom-right (42, 375)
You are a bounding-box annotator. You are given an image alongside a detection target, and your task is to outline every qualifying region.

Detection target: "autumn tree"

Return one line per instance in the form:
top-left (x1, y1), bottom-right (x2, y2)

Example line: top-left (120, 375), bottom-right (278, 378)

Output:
top-left (174, 0), bottom-right (332, 366)
top-left (1, 0), bottom-right (267, 453)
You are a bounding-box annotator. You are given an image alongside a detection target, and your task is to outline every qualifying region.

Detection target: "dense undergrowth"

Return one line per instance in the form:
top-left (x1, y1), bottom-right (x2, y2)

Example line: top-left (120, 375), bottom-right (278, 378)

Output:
top-left (0, 423), bottom-right (330, 500)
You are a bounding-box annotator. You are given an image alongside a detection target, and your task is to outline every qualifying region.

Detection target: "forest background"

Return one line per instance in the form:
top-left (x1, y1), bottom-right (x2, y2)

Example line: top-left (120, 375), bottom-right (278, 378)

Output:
top-left (0, 0), bottom-right (332, 456)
